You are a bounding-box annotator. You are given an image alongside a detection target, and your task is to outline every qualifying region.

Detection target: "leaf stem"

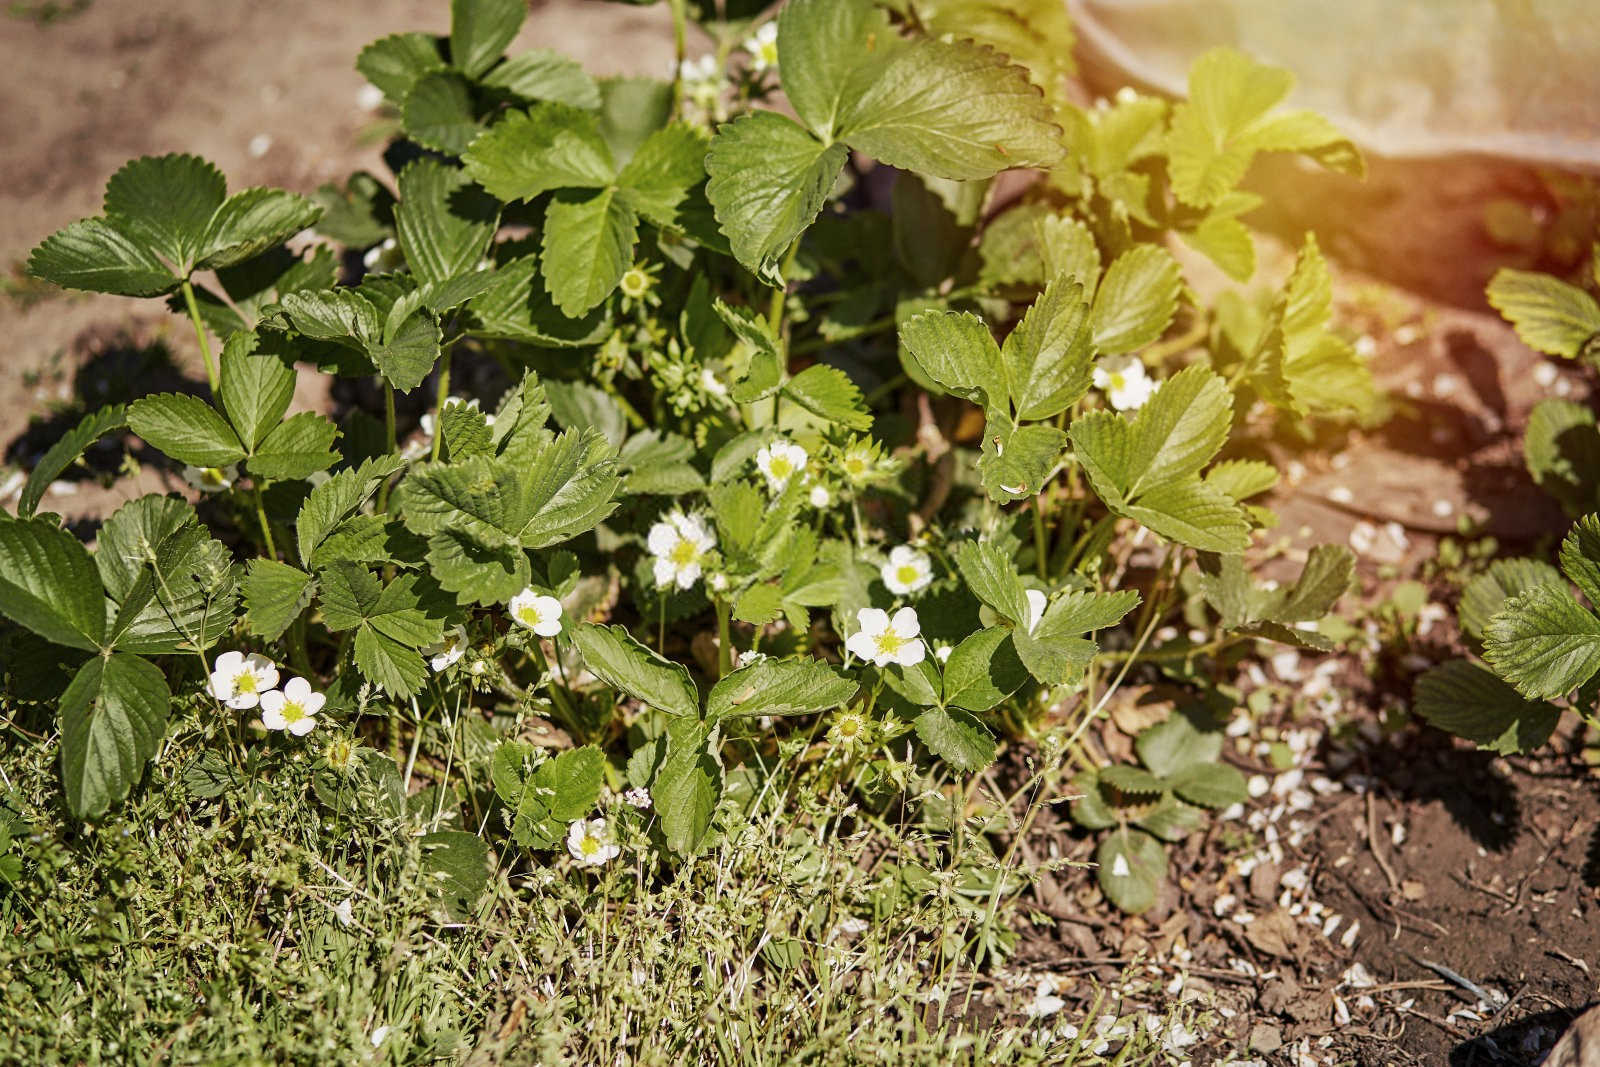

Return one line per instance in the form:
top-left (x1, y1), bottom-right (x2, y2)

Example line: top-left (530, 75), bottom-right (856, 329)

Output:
top-left (180, 280), bottom-right (219, 394)
top-left (669, 0), bottom-right (688, 118)
top-left (378, 383), bottom-right (397, 512)
top-left (714, 596), bottom-right (733, 678)
top-left (429, 348), bottom-right (452, 463)
top-left (767, 240), bottom-right (801, 334)
top-left (251, 481), bottom-right (277, 561)
top-left (531, 639), bottom-right (581, 740)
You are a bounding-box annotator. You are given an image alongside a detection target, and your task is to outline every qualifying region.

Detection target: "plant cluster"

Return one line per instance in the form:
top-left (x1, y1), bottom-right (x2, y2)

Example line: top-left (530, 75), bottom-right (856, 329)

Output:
top-left (5, 0), bottom-right (1375, 934)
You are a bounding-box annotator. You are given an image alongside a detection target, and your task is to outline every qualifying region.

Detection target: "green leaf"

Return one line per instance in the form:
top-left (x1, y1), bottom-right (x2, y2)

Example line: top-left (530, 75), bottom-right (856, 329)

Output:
top-left (466, 253), bottom-right (611, 347)
top-left (243, 559), bottom-right (315, 642)
top-left (26, 217), bottom-right (180, 296)
top-left (58, 653), bottom-right (170, 819)
top-left (616, 122), bottom-right (708, 229)
top-left (93, 495), bottom-right (190, 602)
top-left (423, 529), bottom-right (530, 605)
top-left (1524, 399), bottom-right (1600, 516)
top-left (571, 623), bottom-right (700, 717)
top-left (655, 716), bottom-right (721, 856)
top-left (0, 516), bottom-right (107, 651)
top-left (18, 403), bottom-right (126, 518)
top-left (440, 401), bottom-right (495, 461)
top-left (248, 412), bottom-right (340, 481)
top-left (462, 103), bottom-right (616, 201)
top-left (196, 188), bottom-right (323, 271)
top-left (109, 520), bottom-right (238, 654)
top-left (897, 310), bottom-right (1004, 409)
top-left (217, 332), bottom-right (295, 451)
top-left (1486, 268), bottom-right (1600, 359)
top-left (1000, 278), bottom-right (1094, 420)
top-left (354, 628), bottom-right (429, 698)
top-left (295, 455), bottom-right (406, 569)
top-left (1012, 629), bottom-right (1097, 686)
top-left (977, 420), bottom-right (1066, 501)
top-left (1560, 513), bottom-right (1600, 608)
top-left (953, 540), bottom-right (1031, 626)
top-left (836, 43), bottom-right (1062, 180)
top-left (1483, 583), bottom-right (1600, 700)
top-left (1414, 660), bottom-right (1562, 755)
top-left (783, 364), bottom-right (872, 430)
top-left (706, 656), bottom-right (857, 719)
top-left (102, 154), bottom-right (225, 274)
top-left (357, 32), bottom-right (446, 104)
top-left (1096, 828), bottom-right (1165, 914)
top-left (402, 71), bottom-right (480, 155)
top-left (127, 394), bottom-right (246, 468)
top-left (1036, 588), bottom-right (1141, 638)
top-left (542, 187), bottom-right (638, 316)
top-left (776, 0), bottom-right (894, 141)
top-left (319, 564), bottom-right (445, 696)
top-left (1266, 544), bottom-right (1354, 623)
top-left (1205, 458), bottom-right (1278, 502)
top-left (1134, 714), bottom-right (1221, 777)
top-left (450, 0), bottom-right (524, 78)
top-left (1089, 246), bottom-right (1181, 355)
top-left (715, 300), bottom-right (784, 403)
top-left (419, 830), bottom-right (490, 913)
top-left (1169, 761), bottom-right (1247, 809)
top-left (480, 49), bottom-right (601, 109)
top-left (705, 112), bottom-right (847, 284)
top-left (731, 583), bottom-right (784, 626)
top-left (372, 300), bottom-right (443, 393)
top-left (497, 744), bottom-right (606, 848)
top-left (913, 705), bottom-right (997, 773)
top-left (395, 158), bottom-right (501, 286)
top-left (941, 627), bottom-right (1027, 712)
top-left (1460, 558), bottom-right (1564, 642)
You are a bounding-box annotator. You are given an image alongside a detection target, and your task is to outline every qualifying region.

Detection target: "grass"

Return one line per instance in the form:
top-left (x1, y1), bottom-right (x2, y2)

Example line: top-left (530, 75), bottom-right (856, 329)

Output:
top-left (0, 682), bottom-right (1196, 1065)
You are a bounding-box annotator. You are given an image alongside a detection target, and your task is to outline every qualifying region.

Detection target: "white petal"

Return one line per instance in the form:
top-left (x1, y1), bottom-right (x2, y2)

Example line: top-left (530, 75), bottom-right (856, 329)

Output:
top-left (676, 561), bottom-right (701, 589)
top-left (261, 708), bottom-right (288, 730)
top-left (889, 606), bottom-right (921, 639)
top-left (855, 607), bottom-right (889, 636)
top-left (302, 692), bottom-right (326, 715)
top-left (288, 716), bottom-right (317, 736)
top-left (653, 557), bottom-right (677, 588)
top-left (845, 632), bottom-right (876, 661)
top-left (283, 677), bottom-right (310, 701)
top-left (1025, 589), bottom-right (1048, 633)
top-left (227, 692), bottom-right (260, 711)
top-left (892, 638), bottom-right (926, 667)
top-left (259, 690), bottom-right (285, 713)
top-left (647, 523), bottom-right (677, 556)
top-left (215, 650), bottom-right (243, 674)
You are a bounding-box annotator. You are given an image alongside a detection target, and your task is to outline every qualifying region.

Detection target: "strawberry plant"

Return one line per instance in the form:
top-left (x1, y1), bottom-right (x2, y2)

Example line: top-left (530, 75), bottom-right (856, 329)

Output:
top-left (6, 0), bottom-right (1372, 921)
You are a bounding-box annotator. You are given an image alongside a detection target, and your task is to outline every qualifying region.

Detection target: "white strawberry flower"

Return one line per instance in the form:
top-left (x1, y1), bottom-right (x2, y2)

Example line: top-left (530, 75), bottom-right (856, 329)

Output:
top-left (744, 22), bottom-right (779, 72)
top-left (648, 509), bottom-right (717, 589)
top-left (807, 483), bottom-right (832, 509)
top-left (259, 676), bottom-right (324, 736)
top-left (622, 787), bottom-right (651, 810)
top-left (208, 650), bottom-right (279, 710)
top-left (880, 545), bottom-right (933, 596)
top-left (1025, 589), bottom-right (1048, 633)
top-left (845, 607), bottom-right (927, 668)
top-left (508, 588), bottom-right (563, 637)
top-left (567, 817), bottom-right (621, 867)
top-left (424, 624), bottom-right (468, 671)
top-left (1093, 354), bottom-right (1156, 411)
top-left (182, 463), bottom-right (239, 494)
top-left (755, 439), bottom-right (807, 492)
top-left (699, 367), bottom-right (728, 398)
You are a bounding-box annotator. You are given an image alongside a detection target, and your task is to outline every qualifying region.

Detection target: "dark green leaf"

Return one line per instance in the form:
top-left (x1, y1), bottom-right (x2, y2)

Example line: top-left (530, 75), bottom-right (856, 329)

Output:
top-left (59, 653), bottom-right (170, 819)
top-left (571, 623), bottom-right (700, 717)
top-left (18, 404), bottom-right (126, 518)
top-left (395, 158), bottom-right (501, 285)
top-left (1414, 659), bottom-right (1562, 755)
top-left (0, 515), bottom-right (107, 650)
top-left (913, 705), bottom-right (997, 772)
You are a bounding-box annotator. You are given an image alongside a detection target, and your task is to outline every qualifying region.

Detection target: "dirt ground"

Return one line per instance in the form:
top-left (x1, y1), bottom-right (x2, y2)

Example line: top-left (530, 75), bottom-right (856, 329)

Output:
top-left (3, 3), bottom-right (1598, 1064)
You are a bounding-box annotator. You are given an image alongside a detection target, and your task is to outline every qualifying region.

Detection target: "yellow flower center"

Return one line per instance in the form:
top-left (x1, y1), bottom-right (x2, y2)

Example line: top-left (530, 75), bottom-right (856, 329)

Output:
top-left (669, 539), bottom-right (699, 565)
top-left (895, 565), bottom-right (920, 587)
top-left (518, 605), bottom-right (544, 627)
top-left (1108, 372), bottom-right (1126, 391)
top-left (620, 268), bottom-right (650, 298)
top-left (874, 631), bottom-right (906, 654)
top-left (580, 835), bottom-right (601, 856)
top-left (758, 42), bottom-right (778, 65)
top-left (836, 715), bottom-right (863, 738)
top-left (769, 456), bottom-right (793, 479)
top-left (279, 700), bottom-right (306, 723)
top-left (234, 672), bottom-right (257, 694)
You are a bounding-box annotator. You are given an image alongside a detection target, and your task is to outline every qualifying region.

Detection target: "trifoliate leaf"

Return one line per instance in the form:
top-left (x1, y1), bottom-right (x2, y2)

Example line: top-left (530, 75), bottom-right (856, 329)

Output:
top-left (1096, 828), bottom-right (1165, 914)
top-left (1487, 268), bottom-right (1600, 360)
top-left (394, 158), bottom-right (501, 286)
top-left (449, 0), bottom-right (524, 79)
top-left (1089, 245), bottom-right (1181, 355)
top-left (58, 652), bottom-right (169, 819)
top-left (913, 705), bottom-right (997, 773)
top-left (249, 412), bottom-right (340, 481)
top-left (570, 623), bottom-right (700, 718)
top-left (1460, 558), bottom-right (1565, 643)
top-left (1482, 583), bottom-right (1600, 700)
top-left (103, 154), bottom-right (226, 273)
top-left (0, 515), bottom-right (107, 651)
top-left (243, 559), bottom-right (315, 642)
top-left (542, 186), bottom-right (638, 316)
top-left (704, 111), bottom-right (847, 284)
top-left (319, 564), bottom-right (446, 697)
top-left (18, 403), bottom-right (127, 519)
top-left (402, 71), bottom-right (480, 155)
top-left (1414, 659), bottom-right (1562, 755)
top-left (705, 656), bottom-right (857, 719)
top-left (127, 393), bottom-right (246, 468)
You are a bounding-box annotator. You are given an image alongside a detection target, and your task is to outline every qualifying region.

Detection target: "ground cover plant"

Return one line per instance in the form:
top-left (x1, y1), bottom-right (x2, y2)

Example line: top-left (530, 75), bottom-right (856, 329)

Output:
top-left (19, 0), bottom-right (1581, 1060)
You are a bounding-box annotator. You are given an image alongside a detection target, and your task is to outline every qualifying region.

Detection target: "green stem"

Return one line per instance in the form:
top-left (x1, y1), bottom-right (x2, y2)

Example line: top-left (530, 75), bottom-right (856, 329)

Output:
top-left (429, 348), bottom-right (452, 463)
top-left (289, 615), bottom-right (313, 678)
top-left (714, 596), bottom-right (733, 678)
top-left (1032, 489), bottom-right (1050, 578)
top-left (378, 384), bottom-right (397, 512)
top-left (180, 280), bottom-right (219, 393)
top-left (767, 240), bottom-right (802, 334)
top-left (669, 0), bottom-right (688, 118)
top-left (251, 482), bottom-right (277, 561)
top-left (531, 641), bottom-right (582, 740)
